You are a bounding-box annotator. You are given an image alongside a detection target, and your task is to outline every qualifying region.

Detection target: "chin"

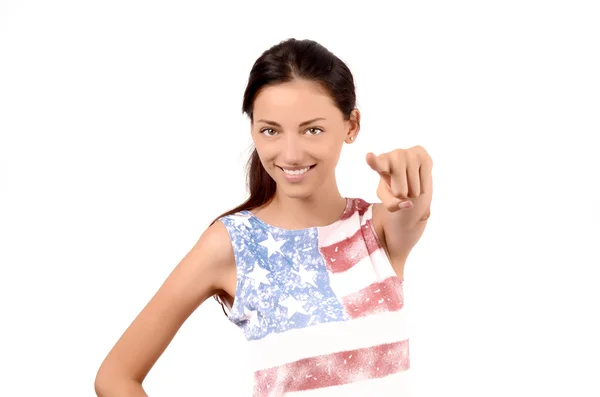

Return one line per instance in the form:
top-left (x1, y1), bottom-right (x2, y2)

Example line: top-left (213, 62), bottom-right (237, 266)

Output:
top-left (285, 191), bottom-right (315, 200)
top-left (276, 184), bottom-right (315, 200)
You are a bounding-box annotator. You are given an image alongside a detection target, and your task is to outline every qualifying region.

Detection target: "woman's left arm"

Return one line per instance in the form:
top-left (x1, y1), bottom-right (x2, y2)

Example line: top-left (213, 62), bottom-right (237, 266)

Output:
top-left (367, 146), bottom-right (433, 273)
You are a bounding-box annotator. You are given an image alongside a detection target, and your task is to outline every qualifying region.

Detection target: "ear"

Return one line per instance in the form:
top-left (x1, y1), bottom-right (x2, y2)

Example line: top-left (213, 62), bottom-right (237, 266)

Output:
top-left (345, 108), bottom-right (361, 143)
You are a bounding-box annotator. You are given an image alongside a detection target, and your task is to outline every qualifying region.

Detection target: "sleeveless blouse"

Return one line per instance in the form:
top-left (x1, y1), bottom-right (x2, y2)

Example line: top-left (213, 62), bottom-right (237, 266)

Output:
top-left (218, 197), bottom-right (411, 396)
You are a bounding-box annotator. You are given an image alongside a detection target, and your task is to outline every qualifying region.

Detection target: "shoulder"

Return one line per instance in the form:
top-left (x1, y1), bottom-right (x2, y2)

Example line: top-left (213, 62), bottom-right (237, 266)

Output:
top-left (180, 217), bottom-right (235, 296)
top-left (200, 220), bottom-right (234, 257)
top-left (201, 219), bottom-right (236, 267)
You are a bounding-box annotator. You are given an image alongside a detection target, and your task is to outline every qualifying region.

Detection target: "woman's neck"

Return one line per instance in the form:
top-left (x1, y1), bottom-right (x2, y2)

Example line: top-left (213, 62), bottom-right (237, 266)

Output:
top-left (254, 187), bottom-right (348, 230)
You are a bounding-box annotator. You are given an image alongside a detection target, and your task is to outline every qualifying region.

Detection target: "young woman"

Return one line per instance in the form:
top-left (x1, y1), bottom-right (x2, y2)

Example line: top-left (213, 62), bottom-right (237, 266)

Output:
top-left (95, 38), bottom-right (433, 397)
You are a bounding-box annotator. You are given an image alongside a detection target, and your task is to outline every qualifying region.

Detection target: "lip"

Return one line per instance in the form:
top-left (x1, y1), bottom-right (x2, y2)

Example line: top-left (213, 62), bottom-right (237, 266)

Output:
top-left (278, 164), bottom-right (316, 182)
top-left (278, 165), bottom-right (315, 171)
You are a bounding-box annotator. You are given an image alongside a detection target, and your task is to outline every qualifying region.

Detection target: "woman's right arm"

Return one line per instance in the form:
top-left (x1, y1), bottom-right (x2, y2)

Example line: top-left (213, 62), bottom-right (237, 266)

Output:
top-left (94, 221), bottom-right (235, 396)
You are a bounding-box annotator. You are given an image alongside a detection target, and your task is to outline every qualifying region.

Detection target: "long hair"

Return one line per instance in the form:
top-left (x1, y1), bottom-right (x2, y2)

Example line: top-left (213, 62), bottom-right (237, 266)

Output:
top-left (211, 38), bottom-right (357, 226)
top-left (211, 38), bottom-right (357, 314)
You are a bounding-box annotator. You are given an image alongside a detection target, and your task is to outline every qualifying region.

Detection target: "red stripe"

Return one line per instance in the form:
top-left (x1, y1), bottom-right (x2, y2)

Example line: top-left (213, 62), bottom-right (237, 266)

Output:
top-left (342, 276), bottom-right (404, 319)
top-left (253, 339), bottom-right (410, 396)
top-left (339, 198), bottom-right (370, 220)
top-left (363, 219), bottom-right (382, 253)
top-left (320, 220), bottom-right (382, 273)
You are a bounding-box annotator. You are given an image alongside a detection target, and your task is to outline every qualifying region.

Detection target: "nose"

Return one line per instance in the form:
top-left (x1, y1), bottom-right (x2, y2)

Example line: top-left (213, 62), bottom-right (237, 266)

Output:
top-left (281, 134), bottom-right (304, 165)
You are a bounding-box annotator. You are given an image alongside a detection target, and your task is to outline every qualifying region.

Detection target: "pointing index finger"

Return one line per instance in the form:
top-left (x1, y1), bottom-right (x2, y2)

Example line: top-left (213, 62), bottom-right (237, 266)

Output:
top-left (366, 152), bottom-right (390, 175)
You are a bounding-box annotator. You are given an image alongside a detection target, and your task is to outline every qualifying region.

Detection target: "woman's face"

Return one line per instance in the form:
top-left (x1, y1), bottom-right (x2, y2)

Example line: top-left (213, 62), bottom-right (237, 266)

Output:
top-left (251, 79), bottom-right (359, 199)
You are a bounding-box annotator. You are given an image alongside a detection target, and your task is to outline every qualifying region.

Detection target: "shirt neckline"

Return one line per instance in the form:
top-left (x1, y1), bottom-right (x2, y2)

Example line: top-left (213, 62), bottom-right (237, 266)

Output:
top-left (241, 197), bottom-right (353, 234)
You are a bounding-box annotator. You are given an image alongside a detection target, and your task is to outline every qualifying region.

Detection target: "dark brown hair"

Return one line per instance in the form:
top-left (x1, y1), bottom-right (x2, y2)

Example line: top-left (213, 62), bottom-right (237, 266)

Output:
top-left (210, 38), bottom-right (357, 226)
top-left (211, 38), bottom-right (357, 314)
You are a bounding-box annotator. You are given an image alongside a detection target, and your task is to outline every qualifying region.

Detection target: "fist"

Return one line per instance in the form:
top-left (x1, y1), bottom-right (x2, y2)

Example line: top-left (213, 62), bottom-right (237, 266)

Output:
top-left (366, 146), bottom-right (433, 212)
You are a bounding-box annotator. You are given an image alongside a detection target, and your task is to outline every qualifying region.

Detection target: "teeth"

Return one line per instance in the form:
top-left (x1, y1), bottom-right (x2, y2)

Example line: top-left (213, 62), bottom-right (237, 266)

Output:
top-left (283, 166), bottom-right (310, 175)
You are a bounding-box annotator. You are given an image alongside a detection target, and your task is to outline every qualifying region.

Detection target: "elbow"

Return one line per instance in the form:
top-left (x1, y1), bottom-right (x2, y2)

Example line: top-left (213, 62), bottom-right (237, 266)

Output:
top-left (93, 369), bottom-right (128, 397)
top-left (94, 370), bottom-right (145, 397)
top-left (94, 375), bottom-right (108, 397)
top-left (94, 369), bottom-right (115, 397)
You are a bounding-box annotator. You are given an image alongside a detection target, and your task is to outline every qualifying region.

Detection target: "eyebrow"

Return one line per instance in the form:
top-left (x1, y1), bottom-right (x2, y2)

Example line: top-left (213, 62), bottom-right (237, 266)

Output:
top-left (256, 117), bottom-right (327, 128)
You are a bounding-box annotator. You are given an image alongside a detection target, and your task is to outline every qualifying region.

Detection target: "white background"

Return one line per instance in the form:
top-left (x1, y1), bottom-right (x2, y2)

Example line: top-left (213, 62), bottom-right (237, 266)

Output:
top-left (1, 1), bottom-right (599, 396)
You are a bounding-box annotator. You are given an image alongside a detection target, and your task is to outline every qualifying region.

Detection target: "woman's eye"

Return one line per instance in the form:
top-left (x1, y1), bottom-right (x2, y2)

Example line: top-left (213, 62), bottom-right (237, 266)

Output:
top-left (261, 128), bottom-right (278, 136)
top-left (306, 127), bottom-right (323, 135)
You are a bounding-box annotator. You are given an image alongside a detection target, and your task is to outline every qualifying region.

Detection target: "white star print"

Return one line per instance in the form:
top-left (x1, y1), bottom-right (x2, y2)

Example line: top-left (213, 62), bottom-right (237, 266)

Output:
top-left (247, 263), bottom-right (271, 285)
top-left (231, 213), bottom-right (252, 228)
top-left (259, 232), bottom-right (286, 257)
top-left (292, 265), bottom-right (318, 289)
top-left (244, 306), bottom-right (261, 329)
top-left (279, 295), bottom-right (309, 318)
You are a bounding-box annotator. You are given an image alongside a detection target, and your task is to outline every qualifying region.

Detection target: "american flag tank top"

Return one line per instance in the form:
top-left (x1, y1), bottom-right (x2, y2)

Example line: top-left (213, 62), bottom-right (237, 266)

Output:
top-left (218, 197), bottom-right (411, 396)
